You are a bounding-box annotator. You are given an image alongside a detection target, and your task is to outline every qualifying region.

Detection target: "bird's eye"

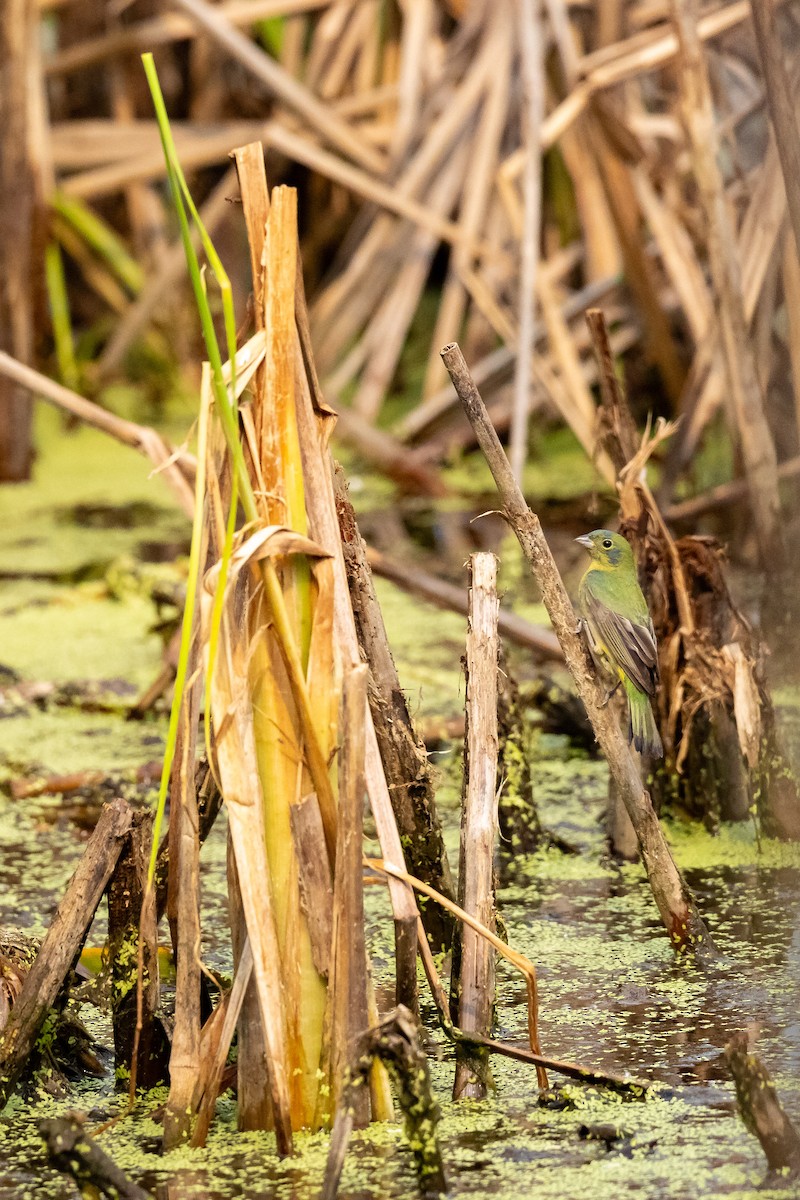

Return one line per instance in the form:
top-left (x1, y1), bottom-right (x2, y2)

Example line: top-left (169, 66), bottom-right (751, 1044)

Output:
top-left (602, 538), bottom-right (613, 549)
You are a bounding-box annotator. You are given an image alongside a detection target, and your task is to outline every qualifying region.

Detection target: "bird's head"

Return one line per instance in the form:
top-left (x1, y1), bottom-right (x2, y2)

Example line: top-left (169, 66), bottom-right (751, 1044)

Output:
top-left (575, 529), bottom-right (634, 569)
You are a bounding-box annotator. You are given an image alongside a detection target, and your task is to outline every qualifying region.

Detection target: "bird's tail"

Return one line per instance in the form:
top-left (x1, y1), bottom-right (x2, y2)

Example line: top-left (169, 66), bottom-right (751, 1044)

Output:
top-left (624, 680), bottom-right (663, 758)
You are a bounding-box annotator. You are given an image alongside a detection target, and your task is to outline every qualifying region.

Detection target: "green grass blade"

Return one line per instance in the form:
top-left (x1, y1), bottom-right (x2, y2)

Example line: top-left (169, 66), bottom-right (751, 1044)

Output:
top-left (147, 375), bottom-right (211, 884)
top-left (44, 241), bottom-right (80, 392)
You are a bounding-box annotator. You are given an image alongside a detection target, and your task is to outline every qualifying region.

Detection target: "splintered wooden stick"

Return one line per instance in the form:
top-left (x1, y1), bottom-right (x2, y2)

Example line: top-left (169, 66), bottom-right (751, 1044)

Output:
top-left (440, 342), bottom-right (714, 958)
top-left (0, 799), bottom-right (134, 1107)
top-left (162, 669), bottom-right (203, 1149)
top-left (452, 552), bottom-right (500, 1100)
top-left (725, 1033), bottom-right (800, 1174)
top-left (329, 663), bottom-right (371, 1125)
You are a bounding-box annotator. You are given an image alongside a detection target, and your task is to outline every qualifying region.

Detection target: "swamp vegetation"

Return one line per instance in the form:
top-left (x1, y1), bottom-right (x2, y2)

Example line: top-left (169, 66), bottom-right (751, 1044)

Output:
top-left (2, 0), bottom-right (800, 1197)
top-left (1, 411), bottom-right (799, 1198)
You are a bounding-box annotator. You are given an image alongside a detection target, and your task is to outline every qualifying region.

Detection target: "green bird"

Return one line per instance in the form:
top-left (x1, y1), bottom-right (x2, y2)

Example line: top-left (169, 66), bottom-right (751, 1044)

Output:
top-left (576, 529), bottom-right (663, 758)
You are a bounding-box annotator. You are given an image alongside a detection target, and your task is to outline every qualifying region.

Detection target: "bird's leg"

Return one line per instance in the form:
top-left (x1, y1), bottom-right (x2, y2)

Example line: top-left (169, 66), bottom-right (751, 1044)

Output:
top-left (598, 680), bottom-right (621, 709)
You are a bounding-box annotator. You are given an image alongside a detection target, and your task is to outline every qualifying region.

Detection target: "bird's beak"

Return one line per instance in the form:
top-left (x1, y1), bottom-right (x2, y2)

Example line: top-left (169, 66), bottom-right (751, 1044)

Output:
top-left (575, 535), bottom-right (593, 550)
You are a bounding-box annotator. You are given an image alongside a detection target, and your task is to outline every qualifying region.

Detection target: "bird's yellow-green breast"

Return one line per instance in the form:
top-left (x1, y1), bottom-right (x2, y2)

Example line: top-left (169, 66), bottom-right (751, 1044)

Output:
top-left (576, 530), bottom-right (663, 758)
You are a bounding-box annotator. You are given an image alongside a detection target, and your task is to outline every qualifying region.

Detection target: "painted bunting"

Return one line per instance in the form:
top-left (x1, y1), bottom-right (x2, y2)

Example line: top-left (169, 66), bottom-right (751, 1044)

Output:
top-left (576, 529), bottom-right (663, 758)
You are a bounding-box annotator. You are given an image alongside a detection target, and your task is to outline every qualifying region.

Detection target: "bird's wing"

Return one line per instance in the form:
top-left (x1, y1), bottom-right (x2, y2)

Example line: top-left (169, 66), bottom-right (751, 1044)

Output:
top-left (582, 586), bottom-right (659, 696)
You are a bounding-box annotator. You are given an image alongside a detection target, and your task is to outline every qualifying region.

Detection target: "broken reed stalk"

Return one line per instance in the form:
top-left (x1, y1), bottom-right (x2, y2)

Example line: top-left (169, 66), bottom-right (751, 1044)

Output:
top-left (230, 141), bottom-right (411, 1123)
top-left (107, 809), bottom-right (168, 1090)
top-left (725, 1033), bottom-right (800, 1174)
top-left (228, 161), bottom-right (338, 1135)
top-left (0, 799), bottom-right (134, 1107)
top-left (334, 466), bottom-right (456, 956)
top-left (328, 663), bottom-right (371, 1126)
top-left (440, 342), bottom-right (714, 957)
top-left (148, 90), bottom-right (344, 1142)
top-left (322, 1006), bottom-right (446, 1200)
top-left (451, 552), bottom-right (500, 1101)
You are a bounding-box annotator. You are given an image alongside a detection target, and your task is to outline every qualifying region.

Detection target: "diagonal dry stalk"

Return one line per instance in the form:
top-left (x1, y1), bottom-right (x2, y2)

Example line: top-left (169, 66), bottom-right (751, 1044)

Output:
top-left (441, 341), bottom-right (714, 958)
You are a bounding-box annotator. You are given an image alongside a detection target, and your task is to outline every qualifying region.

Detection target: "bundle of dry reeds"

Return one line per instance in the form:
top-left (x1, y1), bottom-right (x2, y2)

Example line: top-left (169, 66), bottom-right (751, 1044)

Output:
top-left (3, 0), bottom-right (798, 560)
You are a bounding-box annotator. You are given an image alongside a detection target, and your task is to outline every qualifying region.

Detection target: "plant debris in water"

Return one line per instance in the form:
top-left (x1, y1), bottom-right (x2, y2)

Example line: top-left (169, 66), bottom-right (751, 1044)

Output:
top-left (2, 412), bottom-right (800, 1199)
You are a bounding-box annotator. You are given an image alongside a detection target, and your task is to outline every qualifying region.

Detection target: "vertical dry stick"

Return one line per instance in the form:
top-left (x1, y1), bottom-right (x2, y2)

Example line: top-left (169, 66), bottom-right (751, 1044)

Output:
top-left (749, 0), bottom-right (800, 263)
top-left (107, 810), bottom-right (168, 1090)
top-left (329, 663), bottom-right (371, 1126)
top-left (670, 0), bottom-right (785, 580)
top-left (163, 667), bottom-right (203, 1150)
top-left (452, 553), bottom-right (500, 1101)
top-left (511, 0), bottom-right (543, 485)
top-left (440, 342), bottom-right (715, 957)
top-left (0, 0), bottom-right (43, 480)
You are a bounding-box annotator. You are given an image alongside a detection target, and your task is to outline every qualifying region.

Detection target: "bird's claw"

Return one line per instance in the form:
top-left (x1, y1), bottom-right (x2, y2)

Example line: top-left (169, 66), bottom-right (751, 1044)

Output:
top-left (598, 681), bottom-right (621, 709)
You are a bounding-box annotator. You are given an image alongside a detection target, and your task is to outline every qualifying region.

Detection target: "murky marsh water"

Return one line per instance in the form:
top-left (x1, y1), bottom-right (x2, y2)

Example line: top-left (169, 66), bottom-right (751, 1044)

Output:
top-left (0, 413), bottom-right (798, 1199)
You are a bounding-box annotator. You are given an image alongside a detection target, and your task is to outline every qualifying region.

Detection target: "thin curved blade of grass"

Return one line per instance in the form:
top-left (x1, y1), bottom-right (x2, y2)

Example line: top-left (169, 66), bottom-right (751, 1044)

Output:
top-left (146, 369), bottom-right (211, 886)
